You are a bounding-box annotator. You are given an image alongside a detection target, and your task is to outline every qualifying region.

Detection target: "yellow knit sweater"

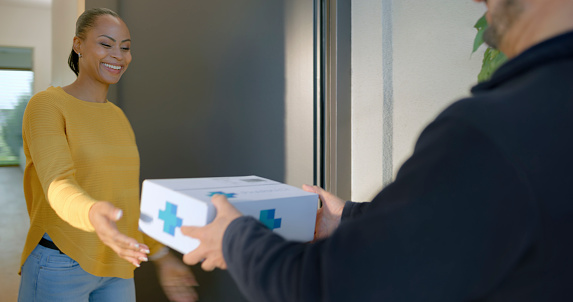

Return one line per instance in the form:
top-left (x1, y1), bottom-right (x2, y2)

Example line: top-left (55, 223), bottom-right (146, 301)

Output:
top-left (20, 86), bottom-right (162, 278)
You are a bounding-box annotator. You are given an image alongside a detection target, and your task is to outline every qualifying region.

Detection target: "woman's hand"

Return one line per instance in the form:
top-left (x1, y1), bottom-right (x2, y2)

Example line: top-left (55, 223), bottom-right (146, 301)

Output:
top-left (89, 201), bottom-right (150, 267)
top-left (302, 185), bottom-right (345, 240)
top-left (153, 251), bottom-right (199, 302)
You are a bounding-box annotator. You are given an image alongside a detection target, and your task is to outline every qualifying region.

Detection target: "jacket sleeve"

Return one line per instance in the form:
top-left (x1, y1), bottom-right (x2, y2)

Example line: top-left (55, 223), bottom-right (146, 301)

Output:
top-left (23, 93), bottom-right (98, 232)
top-left (341, 200), bottom-right (371, 219)
top-left (222, 117), bottom-right (537, 301)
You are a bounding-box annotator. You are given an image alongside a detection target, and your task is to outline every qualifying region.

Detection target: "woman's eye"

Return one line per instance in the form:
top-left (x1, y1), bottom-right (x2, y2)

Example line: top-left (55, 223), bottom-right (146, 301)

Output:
top-left (100, 43), bottom-right (111, 47)
top-left (122, 47), bottom-right (130, 51)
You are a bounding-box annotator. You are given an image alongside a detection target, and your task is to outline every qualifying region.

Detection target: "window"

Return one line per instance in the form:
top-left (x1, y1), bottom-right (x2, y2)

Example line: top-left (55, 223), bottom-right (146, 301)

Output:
top-left (0, 47), bottom-right (34, 166)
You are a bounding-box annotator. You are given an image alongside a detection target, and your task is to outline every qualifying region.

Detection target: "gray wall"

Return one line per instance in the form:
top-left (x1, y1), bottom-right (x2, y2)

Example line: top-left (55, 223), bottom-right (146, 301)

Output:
top-left (86, 0), bottom-right (309, 301)
top-left (120, 1), bottom-right (286, 184)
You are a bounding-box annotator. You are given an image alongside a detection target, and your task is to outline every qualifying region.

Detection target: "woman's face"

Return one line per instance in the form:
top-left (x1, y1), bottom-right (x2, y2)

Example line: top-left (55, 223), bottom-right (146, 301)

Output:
top-left (75, 15), bottom-right (132, 85)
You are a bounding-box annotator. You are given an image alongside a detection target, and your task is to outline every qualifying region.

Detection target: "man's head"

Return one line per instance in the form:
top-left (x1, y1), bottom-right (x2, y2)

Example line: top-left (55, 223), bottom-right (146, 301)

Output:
top-left (474, 0), bottom-right (573, 58)
top-left (481, 0), bottom-right (525, 50)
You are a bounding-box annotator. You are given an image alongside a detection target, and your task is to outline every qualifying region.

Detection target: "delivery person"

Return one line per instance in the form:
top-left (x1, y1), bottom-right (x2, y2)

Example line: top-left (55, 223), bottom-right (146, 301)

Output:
top-left (181, 0), bottom-right (573, 301)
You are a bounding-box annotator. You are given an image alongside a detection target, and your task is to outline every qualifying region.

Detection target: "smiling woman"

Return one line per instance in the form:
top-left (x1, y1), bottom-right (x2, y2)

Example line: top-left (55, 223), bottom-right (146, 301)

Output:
top-left (17, 7), bottom-right (198, 302)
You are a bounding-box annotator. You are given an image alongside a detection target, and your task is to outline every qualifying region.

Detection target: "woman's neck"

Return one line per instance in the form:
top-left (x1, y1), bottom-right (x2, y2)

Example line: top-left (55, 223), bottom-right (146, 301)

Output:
top-left (62, 76), bottom-right (110, 103)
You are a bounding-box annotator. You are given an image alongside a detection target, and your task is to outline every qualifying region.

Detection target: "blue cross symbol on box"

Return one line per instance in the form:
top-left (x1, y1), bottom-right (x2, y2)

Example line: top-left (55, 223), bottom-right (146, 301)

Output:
top-left (259, 209), bottom-right (282, 230)
top-left (158, 201), bottom-right (183, 236)
top-left (207, 191), bottom-right (237, 198)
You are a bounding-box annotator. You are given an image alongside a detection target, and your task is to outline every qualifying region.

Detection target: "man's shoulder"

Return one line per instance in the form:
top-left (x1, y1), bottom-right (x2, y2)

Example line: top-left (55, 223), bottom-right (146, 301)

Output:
top-left (435, 95), bottom-right (500, 125)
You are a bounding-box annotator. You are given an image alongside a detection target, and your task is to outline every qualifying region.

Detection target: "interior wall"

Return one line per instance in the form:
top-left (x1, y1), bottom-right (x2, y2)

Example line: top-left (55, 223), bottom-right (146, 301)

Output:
top-left (392, 0), bottom-right (486, 175)
top-left (51, 0), bottom-right (84, 88)
top-left (119, 0), bottom-right (286, 185)
top-left (351, 0), bottom-right (384, 201)
top-left (0, 3), bottom-right (51, 94)
top-left (351, 0), bottom-right (486, 201)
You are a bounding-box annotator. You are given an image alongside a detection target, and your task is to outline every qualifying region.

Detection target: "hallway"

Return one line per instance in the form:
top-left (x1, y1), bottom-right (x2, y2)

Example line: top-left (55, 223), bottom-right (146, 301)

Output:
top-left (0, 166), bottom-right (28, 302)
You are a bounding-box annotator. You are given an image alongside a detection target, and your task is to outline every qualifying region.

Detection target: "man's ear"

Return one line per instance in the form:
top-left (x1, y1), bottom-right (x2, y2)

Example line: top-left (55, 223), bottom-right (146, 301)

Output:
top-left (72, 36), bottom-right (82, 55)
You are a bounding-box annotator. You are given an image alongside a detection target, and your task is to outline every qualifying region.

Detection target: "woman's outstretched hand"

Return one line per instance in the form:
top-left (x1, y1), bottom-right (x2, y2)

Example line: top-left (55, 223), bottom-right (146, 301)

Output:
top-left (89, 201), bottom-right (150, 267)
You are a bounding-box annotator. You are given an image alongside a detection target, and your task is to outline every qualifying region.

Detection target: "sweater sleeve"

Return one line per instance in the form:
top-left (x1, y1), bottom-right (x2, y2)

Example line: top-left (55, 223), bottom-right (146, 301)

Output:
top-left (222, 117), bottom-right (537, 301)
top-left (23, 93), bottom-right (98, 232)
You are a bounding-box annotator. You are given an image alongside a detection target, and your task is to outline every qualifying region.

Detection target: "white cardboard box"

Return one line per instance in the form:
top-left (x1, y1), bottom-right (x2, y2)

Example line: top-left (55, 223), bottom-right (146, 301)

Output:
top-left (139, 176), bottom-right (318, 254)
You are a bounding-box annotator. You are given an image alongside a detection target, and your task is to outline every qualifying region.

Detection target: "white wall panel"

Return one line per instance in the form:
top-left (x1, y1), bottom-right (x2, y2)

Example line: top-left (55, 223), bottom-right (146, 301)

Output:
top-left (351, 0), bottom-right (486, 201)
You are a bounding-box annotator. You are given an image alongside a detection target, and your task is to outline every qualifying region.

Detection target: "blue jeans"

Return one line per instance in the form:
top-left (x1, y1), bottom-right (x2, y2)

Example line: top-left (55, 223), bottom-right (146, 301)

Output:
top-left (18, 243), bottom-right (135, 302)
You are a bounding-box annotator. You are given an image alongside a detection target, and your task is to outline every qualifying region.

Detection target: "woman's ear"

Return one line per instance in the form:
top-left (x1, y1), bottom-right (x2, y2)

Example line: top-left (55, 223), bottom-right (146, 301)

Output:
top-left (72, 36), bottom-right (82, 55)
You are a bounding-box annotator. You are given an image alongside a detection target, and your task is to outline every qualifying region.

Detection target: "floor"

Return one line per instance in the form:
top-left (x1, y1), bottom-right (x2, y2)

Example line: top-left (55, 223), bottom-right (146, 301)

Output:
top-left (0, 166), bottom-right (28, 302)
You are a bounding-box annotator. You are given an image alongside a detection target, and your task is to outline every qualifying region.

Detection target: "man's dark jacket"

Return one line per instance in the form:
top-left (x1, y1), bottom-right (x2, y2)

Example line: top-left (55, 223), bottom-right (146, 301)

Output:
top-left (223, 31), bottom-right (573, 301)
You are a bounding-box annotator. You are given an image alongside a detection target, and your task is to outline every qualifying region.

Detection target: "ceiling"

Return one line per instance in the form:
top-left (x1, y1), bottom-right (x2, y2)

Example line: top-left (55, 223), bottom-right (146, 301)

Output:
top-left (0, 0), bottom-right (51, 8)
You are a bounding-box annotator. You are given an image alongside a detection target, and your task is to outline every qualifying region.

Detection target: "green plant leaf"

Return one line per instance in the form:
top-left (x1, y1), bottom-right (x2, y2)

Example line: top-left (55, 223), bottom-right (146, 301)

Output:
top-left (474, 13), bottom-right (488, 29)
top-left (473, 14), bottom-right (488, 53)
top-left (473, 13), bottom-right (508, 82)
top-left (477, 48), bottom-right (507, 82)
